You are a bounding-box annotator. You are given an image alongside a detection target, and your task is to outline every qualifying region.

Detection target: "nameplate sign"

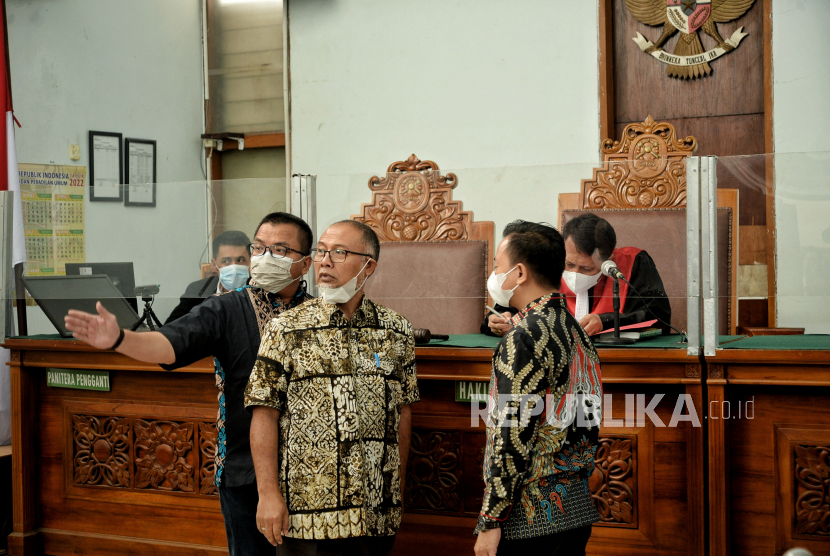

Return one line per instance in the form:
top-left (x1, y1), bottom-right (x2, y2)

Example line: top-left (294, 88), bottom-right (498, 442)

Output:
top-left (455, 380), bottom-right (489, 403)
top-left (47, 369), bottom-right (111, 391)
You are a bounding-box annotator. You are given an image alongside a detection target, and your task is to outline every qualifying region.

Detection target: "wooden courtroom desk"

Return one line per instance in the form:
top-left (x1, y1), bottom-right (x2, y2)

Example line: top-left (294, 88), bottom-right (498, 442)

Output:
top-left (4, 335), bottom-right (704, 556)
top-left (401, 336), bottom-right (705, 556)
top-left (703, 335), bottom-right (830, 556)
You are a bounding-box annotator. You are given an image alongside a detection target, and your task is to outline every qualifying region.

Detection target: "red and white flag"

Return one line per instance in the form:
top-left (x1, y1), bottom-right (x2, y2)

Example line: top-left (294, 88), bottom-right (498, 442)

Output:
top-left (0, 0), bottom-right (24, 266)
top-left (0, 0), bottom-right (21, 447)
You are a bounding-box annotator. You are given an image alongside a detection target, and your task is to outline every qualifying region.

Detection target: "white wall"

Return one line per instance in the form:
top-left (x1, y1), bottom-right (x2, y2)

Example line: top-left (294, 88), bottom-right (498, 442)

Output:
top-left (772, 1), bottom-right (830, 332)
top-left (288, 0), bottom-right (600, 242)
top-left (8, 0), bottom-right (208, 331)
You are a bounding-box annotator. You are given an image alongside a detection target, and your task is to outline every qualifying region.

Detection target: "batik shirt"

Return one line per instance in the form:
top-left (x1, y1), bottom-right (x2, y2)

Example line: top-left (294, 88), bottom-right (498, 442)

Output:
top-left (244, 296), bottom-right (420, 539)
top-left (477, 293), bottom-right (603, 539)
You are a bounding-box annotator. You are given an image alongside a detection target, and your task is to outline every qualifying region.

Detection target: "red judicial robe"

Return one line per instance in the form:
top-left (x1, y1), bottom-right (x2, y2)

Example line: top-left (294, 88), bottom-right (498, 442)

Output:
top-left (560, 247), bottom-right (641, 318)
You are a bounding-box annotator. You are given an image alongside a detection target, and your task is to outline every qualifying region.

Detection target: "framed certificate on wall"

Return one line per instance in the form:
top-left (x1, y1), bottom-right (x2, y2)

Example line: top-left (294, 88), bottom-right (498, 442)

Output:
top-left (124, 138), bottom-right (156, 207)
top-left (89, 131), bottom-right (123, 202)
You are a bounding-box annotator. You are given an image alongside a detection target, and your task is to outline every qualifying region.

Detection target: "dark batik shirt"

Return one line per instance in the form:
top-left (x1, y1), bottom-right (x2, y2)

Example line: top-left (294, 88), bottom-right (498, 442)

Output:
top-left (244, 296), bottom-right (420, 540)
top-left (158, 286), bottom-right (312, 488)
top-left (477, 293), bottom-right (603, 539)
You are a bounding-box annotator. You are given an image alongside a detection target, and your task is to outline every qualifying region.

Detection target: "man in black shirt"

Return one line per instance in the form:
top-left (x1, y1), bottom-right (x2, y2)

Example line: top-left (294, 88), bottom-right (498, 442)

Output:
top-left (483, 213), bottom-right (670, 337)
top-left (64, 212), bottom-right (314, 556)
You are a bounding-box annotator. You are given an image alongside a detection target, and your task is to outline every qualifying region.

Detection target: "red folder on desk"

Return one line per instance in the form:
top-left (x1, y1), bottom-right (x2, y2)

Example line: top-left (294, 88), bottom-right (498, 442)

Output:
top-left (594, 319), bottom-right (658, 336)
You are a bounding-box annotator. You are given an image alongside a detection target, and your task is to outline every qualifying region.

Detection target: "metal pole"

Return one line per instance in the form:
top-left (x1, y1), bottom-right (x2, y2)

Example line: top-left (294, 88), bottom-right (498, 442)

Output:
top-left (291, 174), bottom-right (317, 295)
top-left (702, 156), bottom-right (719, 355)
top-left (0, 191), bottom-right (12, 338)
top-left (686, 157), bottom-right (702, 356)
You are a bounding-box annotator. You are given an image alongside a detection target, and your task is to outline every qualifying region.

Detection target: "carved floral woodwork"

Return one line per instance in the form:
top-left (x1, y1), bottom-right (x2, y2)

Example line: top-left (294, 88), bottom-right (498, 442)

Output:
top-left (134, 419), bottom-right (196, 492)
top-left (589, 437), bottom-right (637, 526)
top-left (353, 155), bottom-right (472, 243)
top-left (405, 430), bottom-right (461, 512)
top-left (199, 421), bottom-right (218, 496)
top-left (581, 116), bottom-right (698, 210)
top-left (71, 414), bottom-right (219, 496)
top-left (72, 415), bottom-right (131, 488)
top-left (794, 445), bottom-right (830, 536)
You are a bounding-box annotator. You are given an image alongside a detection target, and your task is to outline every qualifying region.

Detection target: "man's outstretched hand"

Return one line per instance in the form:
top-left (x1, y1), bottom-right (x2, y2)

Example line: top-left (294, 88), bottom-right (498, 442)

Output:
top-left (65, 302), bottom-right (121, 349)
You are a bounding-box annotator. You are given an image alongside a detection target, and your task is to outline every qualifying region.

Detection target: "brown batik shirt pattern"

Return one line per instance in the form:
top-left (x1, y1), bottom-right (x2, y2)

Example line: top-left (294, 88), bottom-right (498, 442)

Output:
top-left (244, 296), bottom-right (419, 540)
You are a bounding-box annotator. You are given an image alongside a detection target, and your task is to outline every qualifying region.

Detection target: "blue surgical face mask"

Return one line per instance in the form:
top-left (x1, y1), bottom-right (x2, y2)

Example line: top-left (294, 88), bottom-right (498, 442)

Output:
top-left (219, 264), bottom-right (250, 291)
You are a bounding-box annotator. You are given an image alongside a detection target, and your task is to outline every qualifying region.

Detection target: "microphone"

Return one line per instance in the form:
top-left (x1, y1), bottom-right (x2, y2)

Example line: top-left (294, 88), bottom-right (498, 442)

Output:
top-left (601, 260), bottom-right (626, 281)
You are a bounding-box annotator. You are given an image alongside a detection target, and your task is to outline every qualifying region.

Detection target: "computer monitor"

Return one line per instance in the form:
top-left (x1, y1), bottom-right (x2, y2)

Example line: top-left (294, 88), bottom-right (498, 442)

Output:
top-left (21, 275), bottom-right (140, 337)
top-left (65, 262), bottom-right (137, 312)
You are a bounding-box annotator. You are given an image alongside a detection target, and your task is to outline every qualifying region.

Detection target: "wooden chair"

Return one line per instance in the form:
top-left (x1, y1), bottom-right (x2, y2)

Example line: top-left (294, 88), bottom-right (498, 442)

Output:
top-left (558, 116), bottom-right (739, 335)
top-left (351, 154), bottom-right (494, 335)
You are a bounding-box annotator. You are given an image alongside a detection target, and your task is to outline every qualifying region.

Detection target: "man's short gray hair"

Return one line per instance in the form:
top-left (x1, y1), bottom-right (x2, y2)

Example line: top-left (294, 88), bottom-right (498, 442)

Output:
top-left (334, 220), bottom-right (380, 261)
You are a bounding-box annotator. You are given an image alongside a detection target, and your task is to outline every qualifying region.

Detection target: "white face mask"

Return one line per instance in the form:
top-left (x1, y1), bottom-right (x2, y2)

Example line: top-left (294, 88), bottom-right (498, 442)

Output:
top-left (218, 264), bottom-right (250, 291)
top-left (319, 259), bottom-right (371, 305)
top-left (562, 270), bottom-right (602, 294)
top-left (249, 254), bottom-right (306, 294)
top-left (487, 266), bottom-right (519, 307)
top-left (562, 270), bottom-right (602, 321)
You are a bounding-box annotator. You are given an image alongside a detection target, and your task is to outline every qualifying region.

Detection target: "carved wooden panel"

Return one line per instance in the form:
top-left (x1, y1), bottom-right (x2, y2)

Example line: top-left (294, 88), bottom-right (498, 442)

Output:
top-left (590, 436), bottom-right (638, 527)
top-left (794, 445), bottom-right (830, 536)
top-left (199, 421), bottom-right (218, 496)
top-left (72, 415), bottom-right (131, 488)
top-left (581, 116), bottom-right (697, 210)
top-left (70, 414), bottom-right (221, 497)
top-left (774, 424), bottom-right (830, 553)
top-left (353, 154), bottom-right (472, 243)
top-left (405, 430), bottom-right (461, 512)
top-left (134, 420), bottom-right (196, 492)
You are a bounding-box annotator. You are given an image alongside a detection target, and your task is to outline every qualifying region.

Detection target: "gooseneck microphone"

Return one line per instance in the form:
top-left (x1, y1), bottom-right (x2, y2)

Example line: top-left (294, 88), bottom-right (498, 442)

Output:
top-left (601, 260), bottom-right (626, 281)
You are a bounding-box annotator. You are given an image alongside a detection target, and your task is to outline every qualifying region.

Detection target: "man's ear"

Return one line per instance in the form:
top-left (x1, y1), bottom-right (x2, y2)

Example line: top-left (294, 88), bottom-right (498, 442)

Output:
top-left (364, 258), bottom-right (378, 279)
top-left (516, 263), bottom-right (530, 286)
top-left (301, 255), bottom-right (313, 275)
top-left (210, 258), bottom-right (218, 272)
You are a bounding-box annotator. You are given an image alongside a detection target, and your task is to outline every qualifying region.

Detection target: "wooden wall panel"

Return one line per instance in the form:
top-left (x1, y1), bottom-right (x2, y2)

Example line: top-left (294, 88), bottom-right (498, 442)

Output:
top-left (611, 0), bottom-right (763, 123)
top-left (725, 385), bottom-right (830, 555)
top-left (35, 369), bottom-right (227, 550)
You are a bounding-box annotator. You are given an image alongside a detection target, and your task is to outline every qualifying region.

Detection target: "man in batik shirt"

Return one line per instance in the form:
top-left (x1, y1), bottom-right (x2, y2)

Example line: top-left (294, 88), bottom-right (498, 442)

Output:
top-left (474, 220), bottom-right (603, 556)
top-left (245, 220), bottom-right (419, 556)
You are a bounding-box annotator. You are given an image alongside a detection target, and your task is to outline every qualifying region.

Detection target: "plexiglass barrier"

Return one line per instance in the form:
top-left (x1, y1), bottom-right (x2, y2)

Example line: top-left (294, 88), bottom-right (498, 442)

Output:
top-left (758, 151), bottom-right (830, 334)
top-left (12, 178), bottom-right (287, 335)
top-left (8, 152), bottom-right (828, 342)
top-left (304, 158), bottom-right (696, 345)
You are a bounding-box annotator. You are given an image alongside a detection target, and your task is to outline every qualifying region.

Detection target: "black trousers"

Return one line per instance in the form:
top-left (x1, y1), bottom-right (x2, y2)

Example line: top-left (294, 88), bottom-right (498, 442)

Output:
top-left (276, 535), bottom-right (396, 556)
top-left (218, 481), bottom-right (278, 556)
top-left (497, 525), bottom-right (593, 556)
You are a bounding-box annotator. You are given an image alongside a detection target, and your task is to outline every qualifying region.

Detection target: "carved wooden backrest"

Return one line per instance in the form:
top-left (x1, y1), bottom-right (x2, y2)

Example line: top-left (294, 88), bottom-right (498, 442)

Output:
top-left (351, 155), bottom-right (495, 334)
top-left (351, 154), bottom-right (494, 269)
top-left (558, 116), bottom-right (739, 334)
top-left (581, 115), bottom-right (698, 209)
top-left (353, 154), bottom-right (469, 241)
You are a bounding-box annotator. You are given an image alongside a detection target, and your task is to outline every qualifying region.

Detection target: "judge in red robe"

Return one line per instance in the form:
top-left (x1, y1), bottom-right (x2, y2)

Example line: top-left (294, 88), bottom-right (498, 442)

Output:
top-left (558, 213), bottom-right (670, 335)
top-left (483, 213), bottom-right (670, 336)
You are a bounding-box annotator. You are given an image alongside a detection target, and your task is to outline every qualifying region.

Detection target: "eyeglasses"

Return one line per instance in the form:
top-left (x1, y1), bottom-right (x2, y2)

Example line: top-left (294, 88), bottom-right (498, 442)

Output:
top-left (247, 243), bottom-right (307, 259)
top-left (310, 248), bottom-right (373, 263)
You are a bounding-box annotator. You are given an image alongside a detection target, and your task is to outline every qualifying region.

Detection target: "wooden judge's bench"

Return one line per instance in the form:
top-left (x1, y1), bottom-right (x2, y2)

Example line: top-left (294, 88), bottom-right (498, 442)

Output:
top-left (7, 336), bottom-right (830, 556)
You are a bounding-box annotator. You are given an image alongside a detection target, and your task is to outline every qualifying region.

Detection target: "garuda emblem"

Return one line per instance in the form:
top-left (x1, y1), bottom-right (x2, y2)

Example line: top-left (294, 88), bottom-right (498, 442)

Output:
top-left (625, 0), bottom-right (755, 79)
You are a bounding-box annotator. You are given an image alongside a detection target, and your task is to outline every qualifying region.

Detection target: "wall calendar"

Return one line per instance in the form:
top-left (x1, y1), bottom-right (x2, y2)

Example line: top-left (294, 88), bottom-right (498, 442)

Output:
top-left (18, 163), bottom-right (87, 276)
